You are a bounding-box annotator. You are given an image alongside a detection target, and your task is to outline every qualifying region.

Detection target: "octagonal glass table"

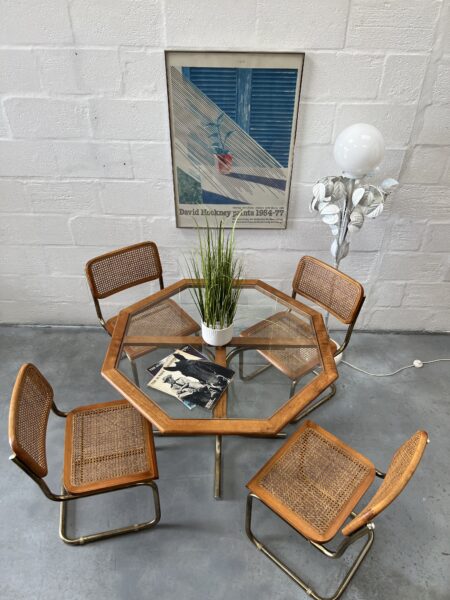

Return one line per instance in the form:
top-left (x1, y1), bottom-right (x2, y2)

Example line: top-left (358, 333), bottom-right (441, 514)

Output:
top-left (102, 279), bottom-right (338, 498)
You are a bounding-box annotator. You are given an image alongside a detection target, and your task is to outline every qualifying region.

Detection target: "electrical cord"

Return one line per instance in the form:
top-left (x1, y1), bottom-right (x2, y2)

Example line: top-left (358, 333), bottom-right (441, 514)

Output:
top-left (341, 358), bottom-right (450, 377)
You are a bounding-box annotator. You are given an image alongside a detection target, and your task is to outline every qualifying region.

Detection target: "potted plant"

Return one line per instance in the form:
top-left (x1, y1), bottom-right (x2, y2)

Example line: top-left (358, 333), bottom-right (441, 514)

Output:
top-left (187, 218), bottom-right (243, 346)
top-left (204, 113), bottom-right (234, 175)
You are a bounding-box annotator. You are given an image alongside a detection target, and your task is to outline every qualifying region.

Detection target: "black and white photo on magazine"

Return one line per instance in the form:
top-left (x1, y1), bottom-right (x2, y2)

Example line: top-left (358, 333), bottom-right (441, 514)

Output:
top-left (147, 347), bottom-right (234, 410)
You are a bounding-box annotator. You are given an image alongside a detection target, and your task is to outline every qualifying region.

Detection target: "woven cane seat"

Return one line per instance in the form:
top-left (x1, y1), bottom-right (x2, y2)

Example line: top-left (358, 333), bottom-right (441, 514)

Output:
top-left (247, 421), bottom-right (375, 542)
top-left (240, 312), bottom-right (337, 380)
top-left (106, 299), bottom-right (200, 360)
top-left (64, 400), bottom-right (158, 494)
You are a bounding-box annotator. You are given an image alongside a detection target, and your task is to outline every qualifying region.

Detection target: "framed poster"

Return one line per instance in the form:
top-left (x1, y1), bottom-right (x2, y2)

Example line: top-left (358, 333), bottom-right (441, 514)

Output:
top-left (165, 51), bottom-right (304, 228)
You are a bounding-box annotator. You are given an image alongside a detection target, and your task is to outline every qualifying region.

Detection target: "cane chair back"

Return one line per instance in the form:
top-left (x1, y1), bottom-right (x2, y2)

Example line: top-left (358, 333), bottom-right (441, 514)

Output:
top-left (342, 430), bottom-right (428, 536)
top-left (85, 241), bottom-right (163, 300)
top-left (9, 363), bottom-right (53, 478)
top-left (292, 256), bottom-right (364, 325)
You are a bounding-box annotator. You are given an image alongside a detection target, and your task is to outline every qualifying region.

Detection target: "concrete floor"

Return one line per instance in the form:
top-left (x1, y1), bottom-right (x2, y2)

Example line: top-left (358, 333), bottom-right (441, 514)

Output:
top-left (0, 326), bottom-right (449, 600)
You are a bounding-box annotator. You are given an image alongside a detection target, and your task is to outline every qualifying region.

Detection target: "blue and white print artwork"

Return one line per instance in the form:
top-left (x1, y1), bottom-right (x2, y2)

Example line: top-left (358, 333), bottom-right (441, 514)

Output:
top-left (166, 51), bottom-right (304, 229)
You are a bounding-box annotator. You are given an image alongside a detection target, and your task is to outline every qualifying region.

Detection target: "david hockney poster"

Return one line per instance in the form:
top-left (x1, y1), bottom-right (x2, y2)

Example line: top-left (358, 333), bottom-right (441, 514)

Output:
top-left (166, 51), bottom-right (304, 229)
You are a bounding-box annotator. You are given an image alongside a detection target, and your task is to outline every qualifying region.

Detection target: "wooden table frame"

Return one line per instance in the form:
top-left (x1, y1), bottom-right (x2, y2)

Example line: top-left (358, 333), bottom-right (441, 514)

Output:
top-left (101, 279), bottom-right (338, 497)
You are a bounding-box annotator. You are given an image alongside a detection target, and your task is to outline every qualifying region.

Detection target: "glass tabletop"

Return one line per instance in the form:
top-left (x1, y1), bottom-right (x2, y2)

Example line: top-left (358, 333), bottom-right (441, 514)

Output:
top-left (114, 281), bottom-right (326, 422)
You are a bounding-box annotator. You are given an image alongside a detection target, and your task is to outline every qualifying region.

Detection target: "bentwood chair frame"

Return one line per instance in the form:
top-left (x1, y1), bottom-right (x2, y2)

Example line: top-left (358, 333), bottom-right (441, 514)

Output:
top-left (239, 256), bottom-right (365, 422)
top-left (85, 241), bottom-right (199, 386)
top-left (245, 420), bottom-right (428, 600)
top-left (9, 363), bottom-right (161, 545)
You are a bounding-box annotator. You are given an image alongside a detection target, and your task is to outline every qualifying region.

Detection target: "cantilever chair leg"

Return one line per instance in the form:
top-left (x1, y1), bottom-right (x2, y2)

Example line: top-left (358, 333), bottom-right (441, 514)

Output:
top-left (59, 481), bottom-right (161, 545)
top-left (238, 349), bottom-right (272, 381)
top-left (237, 349), bottom-right (336, 425)
top-left (129, 358), bottom-right (140, 387)
top-left (245, 493), bottom-right (375, 600)
top-left (212, 430), bottom-right (287, 501)
top-left (290, 370), bottom-right (336, 424)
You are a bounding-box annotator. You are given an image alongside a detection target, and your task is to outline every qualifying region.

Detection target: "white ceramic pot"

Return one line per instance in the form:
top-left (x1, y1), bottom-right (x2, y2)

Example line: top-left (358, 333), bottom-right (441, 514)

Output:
top-left (201, 322), bottom-right (233, 347)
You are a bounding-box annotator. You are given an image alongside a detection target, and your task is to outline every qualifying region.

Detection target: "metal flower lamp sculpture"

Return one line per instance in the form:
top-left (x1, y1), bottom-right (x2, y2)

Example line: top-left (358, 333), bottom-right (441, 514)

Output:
top-left (311, 123), bottom-right (398, 269)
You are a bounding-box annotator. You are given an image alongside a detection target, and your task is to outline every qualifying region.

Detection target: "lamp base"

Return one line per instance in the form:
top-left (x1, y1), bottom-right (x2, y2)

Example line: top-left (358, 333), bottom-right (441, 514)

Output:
top-left (331, 339), bottom-right (343, 366)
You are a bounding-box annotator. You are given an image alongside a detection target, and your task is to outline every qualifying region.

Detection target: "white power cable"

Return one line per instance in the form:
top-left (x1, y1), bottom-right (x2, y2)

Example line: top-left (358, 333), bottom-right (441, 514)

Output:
top-left (341, 358), bottom-right (450, 377)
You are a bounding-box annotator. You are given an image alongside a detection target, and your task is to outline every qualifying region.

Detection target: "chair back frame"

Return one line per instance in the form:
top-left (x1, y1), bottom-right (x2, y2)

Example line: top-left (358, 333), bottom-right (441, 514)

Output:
top-left (10, 454), bottom-right (67, 501)
top-left (342, 430), bottom-right (429, 536)
top-left (291, 256), bottom-right (365, 356)
top-left (85, 241), bottom-right (165, 330)
top-left (8, 363), bottom-right (69, 498)
top-left (9, 363), bottom-right (55, 478)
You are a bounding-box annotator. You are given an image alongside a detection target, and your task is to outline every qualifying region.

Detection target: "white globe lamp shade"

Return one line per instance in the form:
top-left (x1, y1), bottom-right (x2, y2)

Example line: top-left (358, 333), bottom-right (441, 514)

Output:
top-left (333, 123), bottom-right (385, 178)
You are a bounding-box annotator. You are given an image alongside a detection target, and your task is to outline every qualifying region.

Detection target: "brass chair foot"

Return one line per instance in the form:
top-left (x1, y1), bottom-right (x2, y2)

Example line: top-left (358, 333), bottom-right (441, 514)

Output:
top-left (59, 481), bottom-right (161, 545)
top-left (245, 493), bottom-right (375, 600)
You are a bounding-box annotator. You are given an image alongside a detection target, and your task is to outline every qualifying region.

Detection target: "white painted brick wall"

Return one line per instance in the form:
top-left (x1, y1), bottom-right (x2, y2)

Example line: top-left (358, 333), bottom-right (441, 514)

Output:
top-left (100, 181), bottom-right (172, 216)
top-left (433, 57), bottom-right (450, 104)
top-left (334, 104), bottom-right (416, 145)
top-left (54, 142), bottom-right (133, 178)
top-left (256, 0), bottom-right (349, 49)
top-left (0, 0), bottom-right (73, 44)
top-left (38, 49), bottom-right (123, 94)
top-left (120, 50), bottom-right (166, 99)
top-left (0, 141), bottom-right (58, 176)
top-left (402, 146), bottom-right (448, 183)
top-left (0, 50), bottom-right (41, 93)
top-left (26, 181), bottom-right (100, 213)
top-left (90, 99), bottom-right (168, 140)
top-left (346, 0), bottom-right (441, 50)
top-left (417, 105), bottom-right (450, 144)
top-left (70, 0), bottom-right (163, 46)
top-left (165, 0), bottom-right (258, 47)
top-left (0, 0), bottom-right (448, 331)
top-left (5, 98), bottom-right (90, 139)
top-left (379, 55), bottom-right (428, 103)
top-left (302, 53), bottom-right (383, 100)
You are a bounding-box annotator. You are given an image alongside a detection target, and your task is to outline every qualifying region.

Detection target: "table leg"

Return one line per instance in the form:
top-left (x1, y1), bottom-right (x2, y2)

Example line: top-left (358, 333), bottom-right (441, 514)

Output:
top-left (214, 434), bottom-right (222, 500)
top-left (213, 346), bottom-right (228, 500)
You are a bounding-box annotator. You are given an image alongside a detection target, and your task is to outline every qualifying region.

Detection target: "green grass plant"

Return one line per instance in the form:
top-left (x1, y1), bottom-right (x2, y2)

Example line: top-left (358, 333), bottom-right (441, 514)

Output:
top-left (187, 217), bottom-right (243, 329)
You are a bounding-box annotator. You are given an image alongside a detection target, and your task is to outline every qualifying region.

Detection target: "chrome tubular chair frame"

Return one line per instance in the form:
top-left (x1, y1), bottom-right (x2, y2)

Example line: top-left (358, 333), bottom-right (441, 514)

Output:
top-left (59, 481), bottom-right (161, 545)
top-left (245, 492), bottom-right (375, 600)
top-left (238, 350), bottom-right (272, 382)
top-left (236, 347), bottom-right (337, 423)
top-left (243, 420), bottom-right (430, 600)
top-left (290, 370), bottom-right (337, 423)
top-left (10, 399), bottom-right (161, 546)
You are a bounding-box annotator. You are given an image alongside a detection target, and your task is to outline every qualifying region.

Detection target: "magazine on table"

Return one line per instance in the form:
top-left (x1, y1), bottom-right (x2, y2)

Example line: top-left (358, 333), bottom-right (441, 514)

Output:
top-left (147, 346), bottom-right (234, 411)
top-left (147, 345), bottom-right (208, 378)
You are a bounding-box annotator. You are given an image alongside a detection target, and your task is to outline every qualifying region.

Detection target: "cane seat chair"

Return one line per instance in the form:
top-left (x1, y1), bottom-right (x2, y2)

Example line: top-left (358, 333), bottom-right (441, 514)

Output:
top-left (246, 420), bottom-right (428, 600)
top-left (9, 363), bottom-right (161, 545)
top-left (85, 241), bottom-right (200, 385)
top-left (239, 256), bottom-right (365, 421)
